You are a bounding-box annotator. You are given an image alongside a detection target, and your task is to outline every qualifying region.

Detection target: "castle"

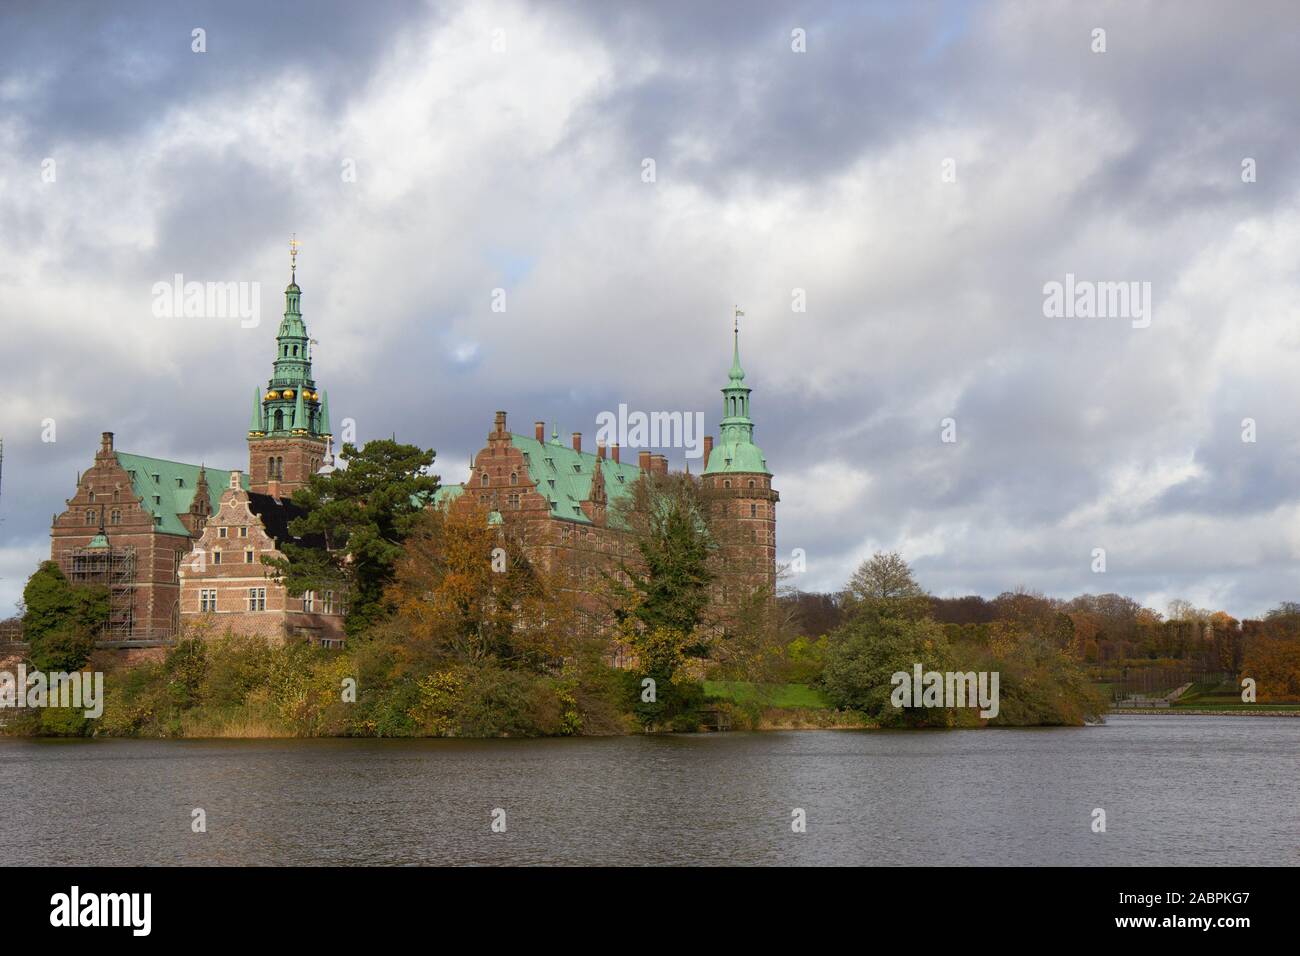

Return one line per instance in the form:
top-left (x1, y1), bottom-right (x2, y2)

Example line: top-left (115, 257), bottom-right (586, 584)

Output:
top-left (48, 248), bottom-right (777, 646)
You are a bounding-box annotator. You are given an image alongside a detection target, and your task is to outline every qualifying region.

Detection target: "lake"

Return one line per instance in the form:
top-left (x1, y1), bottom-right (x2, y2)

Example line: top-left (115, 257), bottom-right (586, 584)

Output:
top-left (1, 715), bottom-right (1295, 865)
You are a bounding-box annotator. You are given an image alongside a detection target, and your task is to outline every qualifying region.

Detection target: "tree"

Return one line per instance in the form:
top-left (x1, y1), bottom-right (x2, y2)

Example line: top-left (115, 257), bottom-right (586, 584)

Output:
top-left (386, 504), bottom-right (573, 668)
top-left (610, 472), bottom-right (715, 639)
top-left (266, 439), bottom-right (440, 636)
top-left (842, 551), bottom-right (929, 620)
top-left (822, 608), bottom-right (954, 726)
top-left (20, 561), bottom-right (106, 671)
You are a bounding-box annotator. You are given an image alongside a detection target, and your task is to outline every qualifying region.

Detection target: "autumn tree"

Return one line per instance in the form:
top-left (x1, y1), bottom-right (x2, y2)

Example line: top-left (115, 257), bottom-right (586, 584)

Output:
top-left (386, 504), bottom-right (575, 669)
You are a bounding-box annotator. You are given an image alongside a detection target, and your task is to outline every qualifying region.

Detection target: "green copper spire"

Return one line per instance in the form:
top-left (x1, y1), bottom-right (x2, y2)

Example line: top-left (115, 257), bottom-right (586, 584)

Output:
top-left (320, 389), bottom-right (331, 436)
top-left (251, 240), bottom-right (329, 440)
top-left (704, 307), bottom-right (769, 475)
top-left (249, 386), bottom-right (263, 433)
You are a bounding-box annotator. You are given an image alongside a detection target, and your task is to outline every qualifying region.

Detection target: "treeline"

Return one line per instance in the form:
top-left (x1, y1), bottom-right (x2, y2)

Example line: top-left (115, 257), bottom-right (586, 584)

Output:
top-left (782, 581), bottom-right (1300, 704)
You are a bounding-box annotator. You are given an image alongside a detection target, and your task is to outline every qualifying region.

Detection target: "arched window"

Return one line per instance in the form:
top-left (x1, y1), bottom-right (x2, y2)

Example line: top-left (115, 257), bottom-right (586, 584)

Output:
top-left (85, 510), bottom-right (96, 525)
top-left (480, 472), bottom-right (489, 487)
top-left (747, 479), bottom-right (756, 489)
top-left (292, 345), bottom-right (299, 356)
top-left (274, 409), bottom-right (284, 431)
top-left (267, 457), bottom-right (274, 478)
top-left (510, 472), bottom-right (518, 485)
top-left (723, 480), bottom-right (731, 489)
top-left (276, 457), bottom-right (284, 479)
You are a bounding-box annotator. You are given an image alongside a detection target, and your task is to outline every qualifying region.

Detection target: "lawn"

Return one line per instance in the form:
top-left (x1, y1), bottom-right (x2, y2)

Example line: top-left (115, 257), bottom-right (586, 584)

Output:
top-left (703, 681), bottom-right (832, 709)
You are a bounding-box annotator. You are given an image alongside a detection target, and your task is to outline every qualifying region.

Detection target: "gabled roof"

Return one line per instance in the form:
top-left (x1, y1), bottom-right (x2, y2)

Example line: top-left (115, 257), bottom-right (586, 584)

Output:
top-left (114, 452), bottom-right (248, 536)
top-left (508, 432), bottom-right (642, 524)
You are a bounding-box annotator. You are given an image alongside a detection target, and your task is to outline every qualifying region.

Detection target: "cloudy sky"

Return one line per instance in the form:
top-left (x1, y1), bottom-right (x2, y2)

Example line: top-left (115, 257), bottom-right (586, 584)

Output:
top-left (2, 0), bottom-right (1299, 620)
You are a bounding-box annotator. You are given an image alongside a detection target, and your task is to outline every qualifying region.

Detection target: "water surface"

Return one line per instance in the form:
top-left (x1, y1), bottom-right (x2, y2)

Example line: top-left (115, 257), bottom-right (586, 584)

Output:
top-left (2, 716), bottom-right (1294, 865)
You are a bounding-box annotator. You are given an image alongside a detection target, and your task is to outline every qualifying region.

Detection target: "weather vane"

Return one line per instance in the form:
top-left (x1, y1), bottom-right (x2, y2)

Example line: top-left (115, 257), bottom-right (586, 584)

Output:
top-left (289, 233), bottom-right (301, 279)
top-left (734, 304), bottom-right (744, 332)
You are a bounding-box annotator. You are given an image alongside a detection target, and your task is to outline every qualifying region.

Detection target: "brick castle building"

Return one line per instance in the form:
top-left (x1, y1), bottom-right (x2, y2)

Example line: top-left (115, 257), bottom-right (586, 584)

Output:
top-left (49, 248), bottom-right (777, 645)
top-left (49, 255), bottom-right (344, 643)
top-left (436, 320), bottom-right (778, 612)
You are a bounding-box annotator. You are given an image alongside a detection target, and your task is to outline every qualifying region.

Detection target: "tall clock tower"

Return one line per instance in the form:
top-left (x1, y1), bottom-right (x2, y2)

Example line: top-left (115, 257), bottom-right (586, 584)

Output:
top-left (247, 238), bottom-right (331, 497)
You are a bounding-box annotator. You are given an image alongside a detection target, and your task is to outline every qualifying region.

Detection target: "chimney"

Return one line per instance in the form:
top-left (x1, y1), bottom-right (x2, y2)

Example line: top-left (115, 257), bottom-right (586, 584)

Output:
top-left (535, 421), bottom-right (545, 442)
top-left (611, 442), bottom-right (620, 464)
top-left (494, 410), bottom-right (507, 434)
top-left (638, 450), bottom-right (651, 472)
top-left (703, 435), bottom-right (713, 468)
top-left (100, 431), bottom-right (114, 455)
top-left (596, 440), bottom-right (606, 460)
top-left (572, 432), bottom-right (582, 454)
top-left (653, 454), bottom-right (668, 474)
top-left (229, 470), bottom-right (242, 490)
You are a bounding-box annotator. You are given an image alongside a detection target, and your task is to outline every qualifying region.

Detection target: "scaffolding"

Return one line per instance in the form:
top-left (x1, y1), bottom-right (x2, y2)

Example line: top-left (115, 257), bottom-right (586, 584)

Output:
top-left (59, 545), bottom-right (137, 640)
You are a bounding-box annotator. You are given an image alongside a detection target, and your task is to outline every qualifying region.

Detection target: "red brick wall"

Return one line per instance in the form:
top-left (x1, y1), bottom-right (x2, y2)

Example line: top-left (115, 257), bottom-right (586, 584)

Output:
top-left (178, 473), bottom-right (345, 645)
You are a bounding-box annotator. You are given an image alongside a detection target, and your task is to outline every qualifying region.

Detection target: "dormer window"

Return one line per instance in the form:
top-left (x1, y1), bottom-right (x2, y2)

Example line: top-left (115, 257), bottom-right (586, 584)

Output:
top-left (151, 473), bottom-right (160, 484)
top-left (176, 477), bottom-right (185, 487)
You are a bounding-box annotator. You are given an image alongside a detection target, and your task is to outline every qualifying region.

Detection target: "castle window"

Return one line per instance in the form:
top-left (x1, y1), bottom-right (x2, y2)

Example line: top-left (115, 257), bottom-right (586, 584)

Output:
top-left (219, 526), bottom-right (228, 538)
top-left (84, 510), bottom-right (95, 525)
top-left (750, 504), bottom-right (758, 518)
top-left (302, 592), bottom-right (315, 612)
top-left (245, 550), bottom-right (254, 564)
top-left (88, 492), bottom-right (95, 503)
top-left (324, 591), bottom-right (335, 614)
top-left (748, 479), bottom-right (755, 489)
top-left (509, 493), bottom-right (520, 509)
top-left (200, 589), bottom-right (217, 613)
top-left (510, 472), bottom-right (518, 485)
top-left (723, 480), bottom-right (731, 489)
top-left (293, 345), bottom-right (299, 356)
top-left (248, 588), bottom-right (266, 611)
top-left (274, 410), bottom-right (284, 431)
top-left (113, 490), bottom-right (120, 502)
top-left (110, 509), bottom-right (121, 525)
top-left (212, 551), bottom-right (222, 564)
top-left (480, 473), bottom-right (489, 486)
top-left (239, 527), bottom-right (248, 538)
top-left (275, 457), bottom-right (283, 479)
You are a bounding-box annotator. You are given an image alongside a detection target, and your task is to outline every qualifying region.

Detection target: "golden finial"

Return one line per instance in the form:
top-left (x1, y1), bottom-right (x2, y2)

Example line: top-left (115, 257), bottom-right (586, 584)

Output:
top-left (289, 233), bottom-right (301, 279)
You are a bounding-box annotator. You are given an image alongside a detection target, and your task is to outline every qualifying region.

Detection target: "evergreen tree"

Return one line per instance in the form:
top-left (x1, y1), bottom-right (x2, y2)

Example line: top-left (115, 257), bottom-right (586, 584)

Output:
top-left (266, 439), bottom-right (440, 636)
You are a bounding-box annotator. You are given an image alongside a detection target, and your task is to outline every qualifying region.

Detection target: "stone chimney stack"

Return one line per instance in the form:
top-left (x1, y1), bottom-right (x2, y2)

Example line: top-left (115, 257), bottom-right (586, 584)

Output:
top-left (99, 432), bottom-right (114, 458)
top-left (572, 432), bottom-right (582, 453)
top-left (535, 421), bottom-right (545, 442)
top-left (652, 454), bottom-right (668, 474)
top-left (611, 442), bottom-right (620, 464)
top-left (596, 440), bottom-right (606, 460)
top-left (229, 470), bottom-right (242, 490)
top-left (638, 450), bottom-right (651, 472)
top-left (703, 435), bottom-right (713, 469)
top-left (494, 410), bottom-right (507, 434)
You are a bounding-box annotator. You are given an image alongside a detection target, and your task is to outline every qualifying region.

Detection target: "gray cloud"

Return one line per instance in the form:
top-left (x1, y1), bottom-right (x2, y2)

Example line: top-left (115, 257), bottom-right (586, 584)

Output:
top-left (3, 0), bottom-right (1300, 620)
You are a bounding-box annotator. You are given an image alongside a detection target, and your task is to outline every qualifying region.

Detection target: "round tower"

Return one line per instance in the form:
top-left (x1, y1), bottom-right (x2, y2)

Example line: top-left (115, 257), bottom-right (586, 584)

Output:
top-left (702, 311), bottom-right (778, 601)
